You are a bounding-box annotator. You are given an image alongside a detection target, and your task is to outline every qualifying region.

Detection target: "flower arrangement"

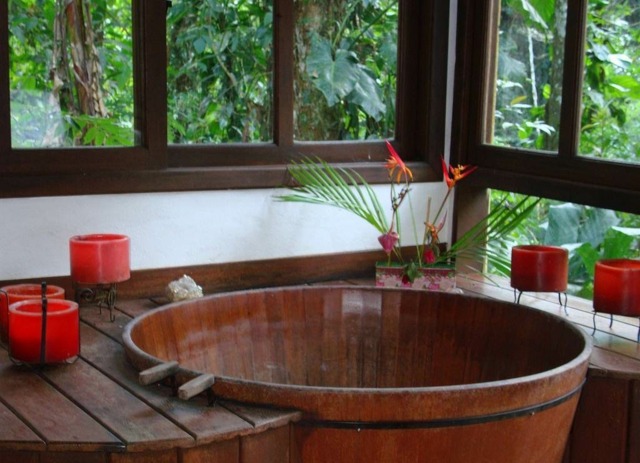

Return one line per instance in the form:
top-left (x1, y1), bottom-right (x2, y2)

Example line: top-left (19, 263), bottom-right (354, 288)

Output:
top-left (277, 141), bottom-right (537, 283)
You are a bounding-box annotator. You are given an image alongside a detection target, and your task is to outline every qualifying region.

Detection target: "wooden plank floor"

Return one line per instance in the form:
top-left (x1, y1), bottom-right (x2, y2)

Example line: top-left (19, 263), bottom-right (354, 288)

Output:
top-left (0, 274), bottom-right (638, 461)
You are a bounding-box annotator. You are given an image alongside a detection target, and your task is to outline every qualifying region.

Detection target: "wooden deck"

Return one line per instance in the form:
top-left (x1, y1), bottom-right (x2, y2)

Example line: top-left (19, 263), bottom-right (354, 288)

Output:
top-left (0, 275), bottom-right (638, 462)
top-left (0, 297), bottom-right (301, 463)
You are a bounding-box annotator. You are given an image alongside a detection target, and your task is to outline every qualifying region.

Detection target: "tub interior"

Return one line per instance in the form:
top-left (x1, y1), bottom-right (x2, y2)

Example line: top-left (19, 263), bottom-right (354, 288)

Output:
top-left (127, 287), bottom-right (586, 389)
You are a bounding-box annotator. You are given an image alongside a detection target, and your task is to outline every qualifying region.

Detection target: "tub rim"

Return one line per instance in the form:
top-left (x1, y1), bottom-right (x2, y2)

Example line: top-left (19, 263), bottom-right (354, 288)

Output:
top-left (122, 285), bottom-right (593, 423)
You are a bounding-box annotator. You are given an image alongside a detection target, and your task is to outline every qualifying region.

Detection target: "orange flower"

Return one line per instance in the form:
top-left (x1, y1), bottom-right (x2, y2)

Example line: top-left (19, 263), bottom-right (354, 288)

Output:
top-left (441, 157), bottom-right (477, 189)
top-left (385, 141), bottom-right (413, 183)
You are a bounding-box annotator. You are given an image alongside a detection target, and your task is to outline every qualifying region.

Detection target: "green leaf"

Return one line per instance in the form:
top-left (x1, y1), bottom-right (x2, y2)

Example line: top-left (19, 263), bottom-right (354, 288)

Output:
top-left (577, 207), bottom-right (619, 247)
top-left (347, 66), bottom-right (385, 120)
top-left (306, 36), bottom-right (359, 106)
top-left (574, 242), bottom-right (600, 279)
top-left (545, 203), bottom-right (581, 244)
top-left (602, 227), bottom-right (640, 259)
top-left (276, 157), bottom-right (389, 234)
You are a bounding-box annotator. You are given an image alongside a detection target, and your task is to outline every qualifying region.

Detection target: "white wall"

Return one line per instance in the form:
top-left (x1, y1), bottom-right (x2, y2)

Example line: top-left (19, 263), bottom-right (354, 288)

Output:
top-left (0, 183), bottom-right (449, 281)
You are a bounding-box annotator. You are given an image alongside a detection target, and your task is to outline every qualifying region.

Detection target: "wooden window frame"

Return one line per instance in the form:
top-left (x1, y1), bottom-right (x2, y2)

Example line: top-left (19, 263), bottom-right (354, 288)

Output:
top-left (452, 0), bottom-right (640, 215)
top-left (0, 0), bottom-right (450, 198)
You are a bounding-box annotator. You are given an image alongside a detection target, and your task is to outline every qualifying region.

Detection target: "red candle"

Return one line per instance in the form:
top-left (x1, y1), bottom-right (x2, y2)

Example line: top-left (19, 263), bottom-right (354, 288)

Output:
top-left (511, 245), bottom-right (568, 292)
top-left (8, 299), bottom-right (80, 364)
top-left (593, 259), bottom-right (640, 317)
top-left (69, 234), bottom-right (130, 284)
top-left (0, 284), bottom-right (65, 345)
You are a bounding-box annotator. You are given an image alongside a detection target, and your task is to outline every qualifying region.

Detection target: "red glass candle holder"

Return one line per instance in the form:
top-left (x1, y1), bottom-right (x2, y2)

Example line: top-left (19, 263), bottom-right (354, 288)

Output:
top-left (69, 234), bottom-right (131, 284)
top-left (594, 259), bottom-right (640, 317)
top-left (0, 284), bottom-right (65, 345)
top-left (511, 245), bottom-right (569, 292)
top-left (8, 299), bottom-right (80, 364)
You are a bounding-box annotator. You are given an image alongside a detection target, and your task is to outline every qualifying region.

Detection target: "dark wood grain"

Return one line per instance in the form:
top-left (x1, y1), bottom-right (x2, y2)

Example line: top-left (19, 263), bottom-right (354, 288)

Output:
top-left (0, 352), bottom-right (123, 453)
top-left (0, 402), bottom-right (45, 451)
top-left (179, 439), bottom-right (239, 463)
top-left (42, 360), bottom-right (194, 452)
top-left (77, 321), bottom-right (296, 446)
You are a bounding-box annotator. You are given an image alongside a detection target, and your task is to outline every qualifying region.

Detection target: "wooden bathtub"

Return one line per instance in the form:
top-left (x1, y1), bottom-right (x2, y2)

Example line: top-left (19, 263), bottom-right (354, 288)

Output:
top-left (123, 286), bottom-right (591, 462)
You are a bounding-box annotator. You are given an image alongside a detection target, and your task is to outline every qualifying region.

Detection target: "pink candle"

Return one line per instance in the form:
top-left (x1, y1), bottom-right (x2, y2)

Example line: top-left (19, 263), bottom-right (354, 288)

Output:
top-left (8, 299), bottom-right (79, 364)
top-left (511, 245), bottom-right (568, 292)
top-left (0, 284), bottom-right (65, 345)
top-left (593, 259), bottom-right (640, 317)
top-left (69, 234), bottom-right (130, 284)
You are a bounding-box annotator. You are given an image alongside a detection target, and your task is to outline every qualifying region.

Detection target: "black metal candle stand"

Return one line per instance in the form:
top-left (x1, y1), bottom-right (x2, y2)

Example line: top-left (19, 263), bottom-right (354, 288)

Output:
top-left (74, 283), bottom-right (118, 322)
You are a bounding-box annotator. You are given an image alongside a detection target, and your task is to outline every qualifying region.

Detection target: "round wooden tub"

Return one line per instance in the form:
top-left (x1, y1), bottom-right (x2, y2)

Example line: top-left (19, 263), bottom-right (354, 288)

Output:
top-left (123, 286), bottom-right (591, 463)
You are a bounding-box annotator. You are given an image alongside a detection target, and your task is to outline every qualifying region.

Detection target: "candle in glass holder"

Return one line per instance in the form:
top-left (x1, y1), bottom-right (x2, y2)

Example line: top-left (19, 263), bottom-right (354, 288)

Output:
top-left (69, 234), bottom-right (130, 284)
top-left (511, 245), bottom-right (569, 293)
top-left (0, 284), bottom-right (65, 345)
top-left (8, 299), bottom-right (80, 364)
top-left (593, 259), bottom-right (640, 317)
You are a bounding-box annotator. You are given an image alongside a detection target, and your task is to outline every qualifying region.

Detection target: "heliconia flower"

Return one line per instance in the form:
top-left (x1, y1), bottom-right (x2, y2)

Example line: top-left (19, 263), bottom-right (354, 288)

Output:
top-left (378, 230), bottom-right (399, 255)
top-left (425, 213), bottom-right (446, 245)
top-left (385, 141), bottom-right (413, 183)
top-left (441, 156), bottom-right (477, 190)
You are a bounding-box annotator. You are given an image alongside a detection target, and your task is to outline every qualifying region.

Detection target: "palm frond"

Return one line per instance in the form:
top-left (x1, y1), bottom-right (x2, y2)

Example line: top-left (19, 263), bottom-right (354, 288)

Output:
top-left (276, 157), bottom-right (389, 233)
top-left (438, 195), bottom-right (540, 266)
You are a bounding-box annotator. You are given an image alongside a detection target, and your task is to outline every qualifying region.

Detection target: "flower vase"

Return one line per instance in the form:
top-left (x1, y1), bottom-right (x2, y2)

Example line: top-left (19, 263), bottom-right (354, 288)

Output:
top-left (375, 263), bottom-right (457, 292)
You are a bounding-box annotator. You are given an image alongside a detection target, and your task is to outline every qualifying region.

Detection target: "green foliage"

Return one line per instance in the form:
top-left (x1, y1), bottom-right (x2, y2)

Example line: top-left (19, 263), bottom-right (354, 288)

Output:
top-left (494, 0), bottom-right (640, 163)
top-left (167, 0), bottom-right (273, 143)
top-left (490, 190), bottom-right (640, 299)
top-left (306, 33), bottom-right (386, 121)
top-left (10, 0), bottom-right (398, 146)
top-left (277, 157), bottom-right (390, 233)
top-left (9, 0), bottom-right (134, 147)
top-left (294, 0), bottom-right (398, 140)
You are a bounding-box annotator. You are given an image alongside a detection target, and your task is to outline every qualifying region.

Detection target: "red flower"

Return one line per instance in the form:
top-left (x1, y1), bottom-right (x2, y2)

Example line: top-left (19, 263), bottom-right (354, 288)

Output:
top-left (423, 247), bottom-right (436, 264)
top-left (441, 156), bottom-right (477, 190)
top-left (385, 141), bottom-right (413, 183)
top-left (378, 231), bottom-right (399, 256)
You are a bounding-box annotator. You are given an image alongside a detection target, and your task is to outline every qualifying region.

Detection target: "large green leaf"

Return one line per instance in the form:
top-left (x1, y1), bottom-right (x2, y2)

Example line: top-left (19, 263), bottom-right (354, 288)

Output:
top-left (520, 0), bottom-right (551, 30)
top-left (348, 67), bottom-right (385, 120)
top-left (306, 36), bottom-right (359, 106)
top-left (545, 203), bottom-right (581, 244)
top-left (574, 241), bottom-right (600, 279)
top-left (577, 207), bottom-right (619, 246)
top-left (602, 227), bottom-right (640, 259)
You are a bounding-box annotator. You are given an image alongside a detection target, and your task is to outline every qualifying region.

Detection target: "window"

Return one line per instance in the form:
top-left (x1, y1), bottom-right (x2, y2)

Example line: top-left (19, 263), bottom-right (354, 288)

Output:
top-left (454, 0), bottom-right (640, 215)
top-left (1, 0), bottom-right (448, 197)
top-left (10, 0), bottom-right (135, 148)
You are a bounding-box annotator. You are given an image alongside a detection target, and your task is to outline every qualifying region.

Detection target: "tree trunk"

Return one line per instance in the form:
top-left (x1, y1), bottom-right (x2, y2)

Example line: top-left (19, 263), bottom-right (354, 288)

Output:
top-left (51, 0), bottom-right (107, 123)
top-left (543, 0), bottom-right (568, 151)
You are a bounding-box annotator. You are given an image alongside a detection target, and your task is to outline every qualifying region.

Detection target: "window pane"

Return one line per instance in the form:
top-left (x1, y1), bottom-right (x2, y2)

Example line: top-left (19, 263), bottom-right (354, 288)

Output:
top-left (167, 0), bottom-right (273, 144)
top-left (579, 0), bottom-right (640, 165)
top-left (486, 0), bottom-right (566, 151)
top-left (293, 0), bottom-right (397, 141)
top-left (9, 0), bottom-right (135, 148)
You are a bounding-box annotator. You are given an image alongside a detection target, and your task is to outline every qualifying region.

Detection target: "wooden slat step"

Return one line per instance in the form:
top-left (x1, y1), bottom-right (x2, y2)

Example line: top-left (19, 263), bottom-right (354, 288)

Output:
top-left (0, 399), bottom-right (46, 452)
top-left (0, 350), bottom-right (123, 453)
top-left (78, 322), bottom-right (273, 446)
top-left (42, 359), bottom-right (194, 453)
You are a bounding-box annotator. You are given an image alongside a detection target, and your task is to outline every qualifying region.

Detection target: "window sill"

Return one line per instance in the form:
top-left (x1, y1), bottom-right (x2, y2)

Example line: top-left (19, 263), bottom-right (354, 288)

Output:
top-left (0, 162), bottom-right (436, 198)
